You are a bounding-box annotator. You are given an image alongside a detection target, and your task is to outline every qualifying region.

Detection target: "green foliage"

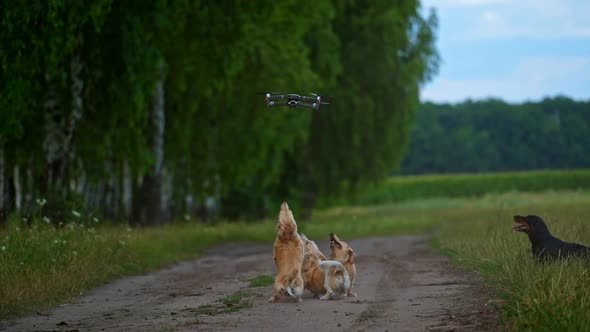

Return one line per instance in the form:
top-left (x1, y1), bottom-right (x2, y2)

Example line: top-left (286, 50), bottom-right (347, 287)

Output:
top-left (247, 274), bottom-right (274, 288)
top-left (0, 1), bottom-right (439, 221)
top-left (332, 169), bottom-right (590, 206)
top-left (293, 0), bottom-right (440, 200)
top-left (403, 97), bottom-right (590, 174)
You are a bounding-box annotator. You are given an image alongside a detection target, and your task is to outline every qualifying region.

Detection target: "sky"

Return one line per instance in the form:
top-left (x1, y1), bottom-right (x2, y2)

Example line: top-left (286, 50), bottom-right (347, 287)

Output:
top-left (419, 0), bottom-right (590, 103)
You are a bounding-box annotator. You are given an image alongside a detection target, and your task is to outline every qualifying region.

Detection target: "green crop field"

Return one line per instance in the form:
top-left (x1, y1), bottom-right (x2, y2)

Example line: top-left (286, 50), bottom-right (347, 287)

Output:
top-left (327, 169), bottom-right (590, 206)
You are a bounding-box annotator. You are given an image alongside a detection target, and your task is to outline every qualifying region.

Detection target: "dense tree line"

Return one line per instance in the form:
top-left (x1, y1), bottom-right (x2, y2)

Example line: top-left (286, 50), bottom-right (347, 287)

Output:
top-left (0, 1), bottom-right (439, 224)
top-left (401, 97), bottom-right (590, 174)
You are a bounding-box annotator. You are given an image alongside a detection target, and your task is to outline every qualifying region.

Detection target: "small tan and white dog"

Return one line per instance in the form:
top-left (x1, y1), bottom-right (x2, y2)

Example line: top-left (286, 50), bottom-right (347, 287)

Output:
top-left (329, 233), bottom-right (357, 297)
top-left (269, 202), bottom-right (305, 303)
top-left (300, 234), bottom-right (350, 300)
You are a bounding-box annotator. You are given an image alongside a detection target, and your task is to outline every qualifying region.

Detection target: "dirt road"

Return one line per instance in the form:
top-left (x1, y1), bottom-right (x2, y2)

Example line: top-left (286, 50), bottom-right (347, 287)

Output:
top-left (1, 236), bottom-right (497, 332)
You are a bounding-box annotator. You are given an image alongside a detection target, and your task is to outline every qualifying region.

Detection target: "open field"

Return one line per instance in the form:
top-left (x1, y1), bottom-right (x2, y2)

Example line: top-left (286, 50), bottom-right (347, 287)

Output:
top-left (2, 188), bottom-right (590, 330)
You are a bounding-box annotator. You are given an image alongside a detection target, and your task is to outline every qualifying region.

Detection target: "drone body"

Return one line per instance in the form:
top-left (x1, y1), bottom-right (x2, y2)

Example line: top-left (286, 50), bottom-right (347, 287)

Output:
top-left (263, 92), bottom-right (329, 110)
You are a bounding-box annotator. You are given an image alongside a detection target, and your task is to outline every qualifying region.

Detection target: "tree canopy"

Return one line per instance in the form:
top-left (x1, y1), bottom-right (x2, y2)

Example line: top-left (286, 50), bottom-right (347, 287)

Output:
top-left (0, 1), bottom-right (439, 223)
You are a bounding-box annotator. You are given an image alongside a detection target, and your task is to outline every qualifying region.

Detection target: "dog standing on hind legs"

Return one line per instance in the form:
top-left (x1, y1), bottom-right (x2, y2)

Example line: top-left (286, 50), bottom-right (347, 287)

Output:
top-left (269, 202), bottom-right (305, 303)
top-left (329, 233), bottom-right (357, 297)
top-left (300, 234), bottom-right (350, 300)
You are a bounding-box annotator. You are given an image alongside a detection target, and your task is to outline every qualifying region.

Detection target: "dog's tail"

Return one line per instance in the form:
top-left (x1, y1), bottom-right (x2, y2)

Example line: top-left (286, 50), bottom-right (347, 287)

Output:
top-left (285, 284), bottom-right (302, 298)
top-left (319, 260), bottom-right (350, 300)
top-left (285, 272), bottom-right (304, 300)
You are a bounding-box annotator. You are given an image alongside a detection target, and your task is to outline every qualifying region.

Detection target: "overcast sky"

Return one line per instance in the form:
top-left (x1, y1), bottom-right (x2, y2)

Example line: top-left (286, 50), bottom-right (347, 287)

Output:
top-left (419, 0), bottom-right (590, 103)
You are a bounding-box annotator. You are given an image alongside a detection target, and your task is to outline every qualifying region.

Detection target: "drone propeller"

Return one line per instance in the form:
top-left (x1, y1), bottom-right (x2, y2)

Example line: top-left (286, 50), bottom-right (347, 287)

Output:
top-left (256, 91), bottom-right (283, 95)
top-left (309, 93), bottom-right (332, 99)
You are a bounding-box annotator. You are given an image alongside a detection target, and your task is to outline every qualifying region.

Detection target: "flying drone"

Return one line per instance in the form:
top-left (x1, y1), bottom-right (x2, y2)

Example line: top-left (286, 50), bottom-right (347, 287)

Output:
top-left (262, 92), bottom-right (329, 110)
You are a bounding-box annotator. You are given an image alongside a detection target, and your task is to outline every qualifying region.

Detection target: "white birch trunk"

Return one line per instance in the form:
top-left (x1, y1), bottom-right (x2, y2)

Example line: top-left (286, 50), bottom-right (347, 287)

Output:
top-left (123, 161), bottom-right (132, 218)
top-left (76, 159), bottom-right (86, 194)
top-left (0, 148), bottom-right (5, 219)
top-left (185, 178), bottom-right (193, 218)
top-left (43, 73), bottom-right (64, 188)
top-left (152, 71), bottom-right (165, 176)
top-left (25, 160), bottom-right (33, 209)
top-left (60, 49), bottom-right (84, 180)
top-left (13, 166), bottom-right (22, 211)
top-left (132, 63), bottom-right (167, 225)
top-left (44, 37), bottom-right (84, 191)
top-left (161, 167), bottom-right (171, 220)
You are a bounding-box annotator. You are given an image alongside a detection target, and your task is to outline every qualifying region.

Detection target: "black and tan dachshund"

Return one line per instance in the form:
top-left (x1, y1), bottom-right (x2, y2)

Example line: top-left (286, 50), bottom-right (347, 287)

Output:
top-left (513, 215), bottom-right (590, 261)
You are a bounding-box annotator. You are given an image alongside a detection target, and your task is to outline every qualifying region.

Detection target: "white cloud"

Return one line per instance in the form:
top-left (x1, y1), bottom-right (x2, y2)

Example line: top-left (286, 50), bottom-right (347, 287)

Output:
top-left (426, 0), bottom-right (590, 40)
top-left (481, 10), bottom-right (499, 22)
top-left (421, 56), bottom-right (590, 102)
top-left (464, 7), bottom-right (590, 39)
top-left (422, 0), bottom-right (512, 8)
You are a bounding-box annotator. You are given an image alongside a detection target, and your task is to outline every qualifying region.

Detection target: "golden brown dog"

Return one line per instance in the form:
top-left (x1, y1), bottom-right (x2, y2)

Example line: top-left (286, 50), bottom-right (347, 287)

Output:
top-left (329, 233), bottom-right (357, 297)
top-left (269, 202), bottom-right (304, 303)
top-left (300, 234), bottom-right (350, 300)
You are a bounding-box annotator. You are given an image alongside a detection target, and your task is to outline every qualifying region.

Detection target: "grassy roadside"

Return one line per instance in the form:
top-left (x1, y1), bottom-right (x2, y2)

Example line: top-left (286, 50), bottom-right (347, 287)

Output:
top-left (0, 197), bottom-right (439, 320)
top-left (0, 221), bottom-right (268, 319)
top-left (432, 190), bottom-right (590, 331)
top-left (2, 189), bottom-right (589, 330)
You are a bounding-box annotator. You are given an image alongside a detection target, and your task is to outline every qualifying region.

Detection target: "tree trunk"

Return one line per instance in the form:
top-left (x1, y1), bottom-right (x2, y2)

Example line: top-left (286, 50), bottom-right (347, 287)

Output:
top-left (43, 73), bottom-right (65, 192)
top-left (58, 48), bottom-right (84, 182)
top-left (0, 148), bottom-right (5, 223)
top-left (161, 167), bottom-right (171, 221)
top-left (13, 165), bottom-right (22, 212)
top-left (185, 178), bottom-right (194, 220)
top-left (132, 63), bottom-right (167, 226)
top-left (43, 39), bottom-right (84, 195)
top-left (24, 160), bottom-right (33, 212)
top-left (122, 160), bottom-right (132, 219)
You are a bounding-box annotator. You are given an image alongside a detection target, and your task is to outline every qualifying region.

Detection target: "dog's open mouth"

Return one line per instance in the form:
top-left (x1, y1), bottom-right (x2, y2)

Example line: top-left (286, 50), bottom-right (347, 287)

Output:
top-left (329, 233), bottom-right (342, 249)
top-left (512, 215), bottom-right (529, 232)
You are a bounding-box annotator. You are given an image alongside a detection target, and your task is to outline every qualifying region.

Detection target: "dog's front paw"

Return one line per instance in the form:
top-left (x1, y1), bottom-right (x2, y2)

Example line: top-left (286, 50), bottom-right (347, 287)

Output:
top-left (347, 292), bottom-right (358, 298)
top-left (268, 294), bottom-right (280, 303)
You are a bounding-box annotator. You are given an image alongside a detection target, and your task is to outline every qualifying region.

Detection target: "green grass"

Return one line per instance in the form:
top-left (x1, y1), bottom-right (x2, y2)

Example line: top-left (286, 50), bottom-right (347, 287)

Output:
top-left (0, 221), bottom-right (269, 319)
top-left (431, 191), bottom-right (590, 331)
top-left (0, 198), bottom-right (438, 320)
top-left (247, 274), bottom-right (275, 287)
top-left (2, 185), bottom-right (590, 330)
top-left (195, 291), bottom-right (254, 315)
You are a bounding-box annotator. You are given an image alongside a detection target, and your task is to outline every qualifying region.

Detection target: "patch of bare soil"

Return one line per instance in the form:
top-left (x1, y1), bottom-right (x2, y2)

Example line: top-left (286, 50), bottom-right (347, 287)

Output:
top-left (1, 236), bottom-right (498, 332)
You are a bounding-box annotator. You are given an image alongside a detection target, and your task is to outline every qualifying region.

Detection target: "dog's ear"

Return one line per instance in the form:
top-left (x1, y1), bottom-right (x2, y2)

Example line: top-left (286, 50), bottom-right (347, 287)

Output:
top-left (300, 233), bottom-right (308, 241)
top-left (347, 248), bottom-right (356, 264)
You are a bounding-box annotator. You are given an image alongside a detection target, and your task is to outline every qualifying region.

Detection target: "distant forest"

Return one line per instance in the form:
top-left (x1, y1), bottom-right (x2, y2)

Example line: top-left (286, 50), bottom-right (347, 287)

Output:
top-left (401, 96), bottom-right (590, 174)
